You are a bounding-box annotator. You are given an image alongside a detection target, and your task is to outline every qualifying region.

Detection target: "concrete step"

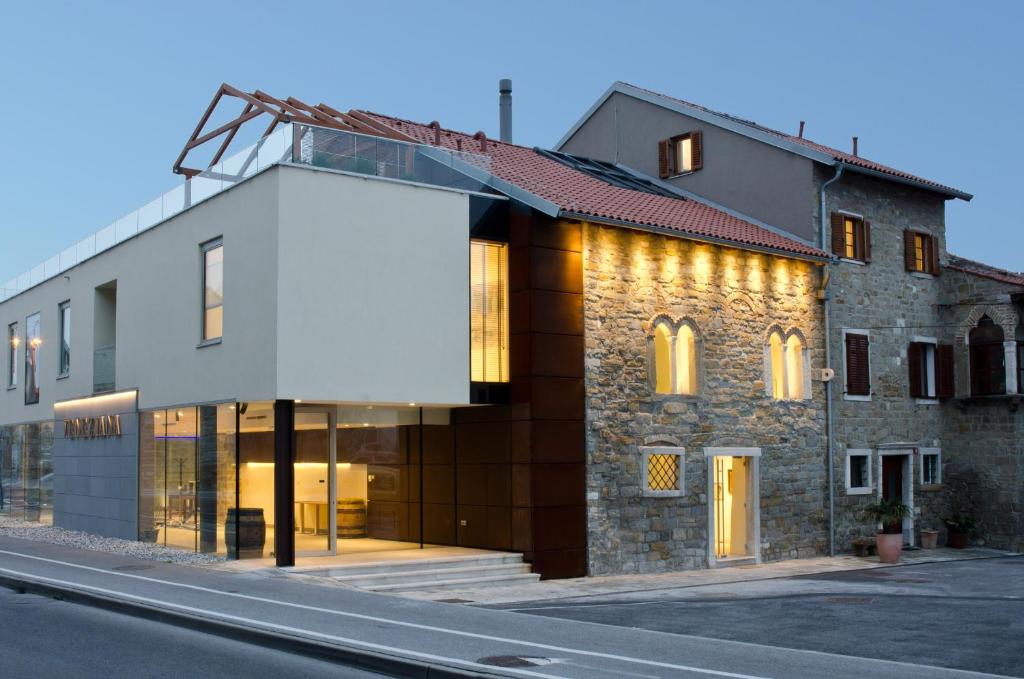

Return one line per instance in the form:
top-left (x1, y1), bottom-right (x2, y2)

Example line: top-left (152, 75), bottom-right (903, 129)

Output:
top-left (299, 552), bottom-right (526, 578)
top-left (364, 572), bottom-right (541, 593)
top-left (331, 562), bottom-right (533, 588)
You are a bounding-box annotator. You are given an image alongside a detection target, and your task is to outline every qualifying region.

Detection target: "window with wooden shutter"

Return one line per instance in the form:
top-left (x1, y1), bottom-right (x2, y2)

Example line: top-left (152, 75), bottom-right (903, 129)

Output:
top-left (845, 332), bottom-right (870, 397)
top-left (969, 316), bottom-right (1006, 396)
top-left (904, 230), bottom-right (939, 275)
top-left (908, 342), bottom-right (924, 398)
top-left (658, 139), bottom-right (672, 178)
top-left (832, 213), bottom-right (871, 262)
top-left (936, 343), bottom-right (955, 399)
top-left (664, 132), bottom-right (702, 176)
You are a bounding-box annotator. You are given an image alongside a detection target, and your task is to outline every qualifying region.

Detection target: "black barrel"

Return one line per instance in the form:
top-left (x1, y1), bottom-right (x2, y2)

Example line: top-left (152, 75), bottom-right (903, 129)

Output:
top-left (226, 507), bottom-right (267, 559)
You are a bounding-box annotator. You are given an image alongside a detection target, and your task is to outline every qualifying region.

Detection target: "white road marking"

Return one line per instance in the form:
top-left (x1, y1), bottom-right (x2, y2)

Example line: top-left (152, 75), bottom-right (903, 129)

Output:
top-left (0, 548), bottom-right (1013, 679)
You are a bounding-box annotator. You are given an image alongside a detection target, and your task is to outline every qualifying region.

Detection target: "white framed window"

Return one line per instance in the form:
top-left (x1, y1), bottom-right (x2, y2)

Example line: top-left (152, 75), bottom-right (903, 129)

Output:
top-left (919, 448), bottom-right (941, 486)
top-left (6, 322), bottom-right (16, 388)
top-left (842, 329), bottom-right (871, 401)
top-left (641, 446), bottom-right (685, 497)
top-left (845, 449), bottom-right (873, 495)
top-left (649, 317), bottom-right (700, 396)
top-left (201, 238), bottom-right (224, 343)
top-left (908, 336), bottom-right (937, 401)
top-left (765, 327), bottom-right (810, 400)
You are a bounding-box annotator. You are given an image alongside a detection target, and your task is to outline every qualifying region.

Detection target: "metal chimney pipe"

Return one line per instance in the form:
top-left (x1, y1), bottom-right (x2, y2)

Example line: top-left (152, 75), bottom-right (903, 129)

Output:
top-left (499, 79), bottom-right (512, 142)
top-left (798, 121), bottom-right (805, 138)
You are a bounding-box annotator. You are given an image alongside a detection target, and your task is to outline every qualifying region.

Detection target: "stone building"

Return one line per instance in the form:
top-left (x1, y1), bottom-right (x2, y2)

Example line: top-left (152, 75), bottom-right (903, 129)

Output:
top-left (559, 81), bottom-right (1022, 555)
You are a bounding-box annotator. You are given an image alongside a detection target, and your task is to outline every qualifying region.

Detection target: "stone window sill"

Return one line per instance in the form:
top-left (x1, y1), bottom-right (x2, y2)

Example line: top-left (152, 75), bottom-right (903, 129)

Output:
top-left (56, 373), bottom-right (70, 381)
top-left (915, 397), bottom-right (938, 406)
top-left (919, 483), bottom-right (943, 492)
top-left (845, 486), bottom-right (873, 496)
top-left (839, 258), bottom-right (868, 266)
top-left (197, 338), bottom-right (223, 349)
top-left (910, 271), bottom-right (935, 280)
top-left (843, 393), bottom-right (872, 402)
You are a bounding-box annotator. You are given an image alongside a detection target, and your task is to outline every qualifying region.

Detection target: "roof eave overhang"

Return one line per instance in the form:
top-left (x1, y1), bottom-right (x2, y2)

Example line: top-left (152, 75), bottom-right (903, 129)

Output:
top-left (559, 210), bottom-right (831, 264)
top-left (840, 162), bottom-right (973, 201)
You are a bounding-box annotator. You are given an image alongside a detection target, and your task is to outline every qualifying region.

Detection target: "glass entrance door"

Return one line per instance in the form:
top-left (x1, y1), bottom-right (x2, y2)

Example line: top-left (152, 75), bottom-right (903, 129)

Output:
top-left (294, 410), bottom-right (335, 556)
top-left (712, 456), bottom-right (754, 560)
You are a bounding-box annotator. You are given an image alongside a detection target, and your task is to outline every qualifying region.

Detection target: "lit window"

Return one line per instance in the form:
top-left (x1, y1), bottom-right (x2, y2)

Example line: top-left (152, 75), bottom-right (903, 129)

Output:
top-left (658, 132), bottom-right (703, 178)
top-left (845, 449), bottom-right (872, 494)
top-left (202, 240), bottom-right (223, 342)
top-left (641, 446), bottom-right (684, 497)
top-left (904, 230), bottom-right (939, 275)
top-left (767, 329), bottom-right (808, 400)
top-left (58, 301), bottom-right (71, 377)
top-left (650, 318), bottom-right (700, 395)
top-left (470, 240), bottom-right (508, 383)
top-left (6, 322), bottom-right (17, 388)
top-left (831, 213), bottom-right (870, 262)
top-left (25, 312), bottom-right (40, 405)
top-left (920, 449), bottom-right (941, 486)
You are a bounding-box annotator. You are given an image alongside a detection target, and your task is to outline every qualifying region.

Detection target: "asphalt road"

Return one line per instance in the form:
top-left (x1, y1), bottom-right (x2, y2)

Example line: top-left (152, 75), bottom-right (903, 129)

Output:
top-left (501, 556), bottom-right (1024, 678)
top-left (0, 587), bottom-right (384, 679)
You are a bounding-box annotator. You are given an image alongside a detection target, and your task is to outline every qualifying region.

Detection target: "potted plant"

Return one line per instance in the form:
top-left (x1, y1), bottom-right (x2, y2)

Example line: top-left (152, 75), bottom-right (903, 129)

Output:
top-left (943, 513), bottom-right (976, 548)
top-left (919, 528), bottom-right (939, 550)
top-left (863, 499), bottom-right (910, 564)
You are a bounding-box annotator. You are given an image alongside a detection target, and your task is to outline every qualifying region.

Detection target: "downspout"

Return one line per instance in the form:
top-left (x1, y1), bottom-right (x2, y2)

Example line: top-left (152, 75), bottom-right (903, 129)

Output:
top-left (820, 161), bottom-right (844, 557)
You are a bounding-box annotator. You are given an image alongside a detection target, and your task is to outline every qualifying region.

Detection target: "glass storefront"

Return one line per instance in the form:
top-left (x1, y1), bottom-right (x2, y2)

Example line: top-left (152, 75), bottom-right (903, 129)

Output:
top-left (138, 403), bottom-right (236, 555)
top-left (0, 421), bottom-right (54, 524)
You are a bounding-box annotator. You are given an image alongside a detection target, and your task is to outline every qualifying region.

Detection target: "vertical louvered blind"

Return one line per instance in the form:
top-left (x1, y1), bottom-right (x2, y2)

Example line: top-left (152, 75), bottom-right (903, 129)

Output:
top-left (845, 333), bottom-right (871, 396)
top-left (470, 240), bottom-right (509, 383)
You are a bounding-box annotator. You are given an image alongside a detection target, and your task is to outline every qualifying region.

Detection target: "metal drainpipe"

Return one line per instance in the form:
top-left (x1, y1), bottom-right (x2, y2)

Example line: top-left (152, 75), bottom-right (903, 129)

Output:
top-left (820, 161), bottom-right (844, 557)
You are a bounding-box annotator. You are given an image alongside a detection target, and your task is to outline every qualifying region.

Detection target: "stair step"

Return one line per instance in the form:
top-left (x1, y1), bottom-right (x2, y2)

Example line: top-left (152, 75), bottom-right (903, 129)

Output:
top-left (297, 553), bottom-right (525, 578)
top-left (365, 572), bottom-right (541, 593)
top-left (331, 563), bottom-right (532, 587)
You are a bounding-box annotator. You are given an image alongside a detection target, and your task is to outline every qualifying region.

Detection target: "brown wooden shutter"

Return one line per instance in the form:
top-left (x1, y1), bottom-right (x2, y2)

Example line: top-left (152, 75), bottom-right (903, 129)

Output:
top-left (907, 342), bottom-right (923, 398)
top-left (830, 213), bottom-right (846, 256)
top-left (936, 344), bottom-right (955, 399)
top-left (929, 235), bottom-right (941, 275)
top-left (658, 139), bottom-right (672, 178)
top-left (845, 333), bottom-right (870, 396)
top-left (862, 221), bottom-right (872, 262)
top-left (904, 230), bottom-right (917, 271)
top-left (689, 131), bottom-right (703, 171)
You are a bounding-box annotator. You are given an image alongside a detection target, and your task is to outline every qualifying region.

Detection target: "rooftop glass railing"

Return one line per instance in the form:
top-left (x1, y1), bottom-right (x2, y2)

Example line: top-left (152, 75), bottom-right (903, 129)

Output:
top-left (1, 124), bottom-right (495, 302)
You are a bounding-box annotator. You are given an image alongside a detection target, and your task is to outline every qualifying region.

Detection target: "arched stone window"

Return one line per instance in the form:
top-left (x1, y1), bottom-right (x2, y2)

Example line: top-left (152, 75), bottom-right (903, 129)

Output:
top-left (969, 315), bottom-right (1005, 396)
top-left (649, 317), bottom-right (700, 396)
top-left (766, 327), bottom-right (810, 400)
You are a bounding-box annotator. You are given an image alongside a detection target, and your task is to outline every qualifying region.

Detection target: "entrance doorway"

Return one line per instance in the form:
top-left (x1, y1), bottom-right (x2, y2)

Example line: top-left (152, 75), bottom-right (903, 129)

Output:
top-left (879, 450), bottom-right (913, 545)
top-left (707, 449), bottom-right (760, 565)
top-left (293, 409), bottom-right (335, 556)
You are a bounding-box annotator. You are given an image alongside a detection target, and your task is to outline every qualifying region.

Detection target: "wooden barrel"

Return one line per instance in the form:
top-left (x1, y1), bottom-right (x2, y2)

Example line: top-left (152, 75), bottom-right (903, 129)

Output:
top-left (337, 498), bottom-right (367, 539)
top-left (225, 507), bottom-right (266, 559)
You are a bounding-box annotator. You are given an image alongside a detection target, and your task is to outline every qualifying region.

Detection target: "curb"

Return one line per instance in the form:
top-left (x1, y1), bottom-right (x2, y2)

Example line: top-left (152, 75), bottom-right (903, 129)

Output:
top-left (0, 571), bottom-right (499, 679)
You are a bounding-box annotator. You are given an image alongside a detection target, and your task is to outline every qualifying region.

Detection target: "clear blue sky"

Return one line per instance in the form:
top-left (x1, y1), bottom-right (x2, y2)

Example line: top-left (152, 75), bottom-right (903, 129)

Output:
top-left (1, 0), bottom-right (1021, 281)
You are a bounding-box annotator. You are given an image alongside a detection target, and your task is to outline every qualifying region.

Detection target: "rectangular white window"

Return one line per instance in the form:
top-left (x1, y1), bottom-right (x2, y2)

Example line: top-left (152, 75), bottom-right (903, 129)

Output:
top-left (641, 446), bottom-right (685, 497)
top-left (909, 340), bottom-right (937, 399)
top-left (58, 301), bottom-right (71, 377)
top-left (920, 448), bottom-right (941, 486)
top-left (470, 240), bottom-right (508, 383)
top-left (845, 449), bottom-right (873, 494)
top-left (24, 312), bottom-right (40, 405)
top-left (6, 322), bottom-right (16, 388)
top-left (675, 137), bottom-right (693, 173)
top-left (202, 239), bottom-right (224, 342)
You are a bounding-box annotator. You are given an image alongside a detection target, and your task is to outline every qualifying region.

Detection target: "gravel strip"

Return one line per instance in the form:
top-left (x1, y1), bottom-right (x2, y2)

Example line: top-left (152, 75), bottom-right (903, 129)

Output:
top-left (0, 516), bottom-right (224, 565)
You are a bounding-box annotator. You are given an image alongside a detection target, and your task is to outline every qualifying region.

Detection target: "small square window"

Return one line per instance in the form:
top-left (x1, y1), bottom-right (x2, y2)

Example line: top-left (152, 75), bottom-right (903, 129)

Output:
top-left (920, 449), bottom-right (941, 486)
top-left (845, 449), bottom-right (873, 495)
top-left (641, 446), bottom-right (685, 497)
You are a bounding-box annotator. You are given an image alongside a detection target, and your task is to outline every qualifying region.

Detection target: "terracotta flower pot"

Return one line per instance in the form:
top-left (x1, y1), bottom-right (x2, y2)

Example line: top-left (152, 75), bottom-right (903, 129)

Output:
top-left (876, 532), bottom-right (903, 564)
top-left (920, 529), bottom-right (939, 550)
top-left (947, 532), bottom-right (969, 549)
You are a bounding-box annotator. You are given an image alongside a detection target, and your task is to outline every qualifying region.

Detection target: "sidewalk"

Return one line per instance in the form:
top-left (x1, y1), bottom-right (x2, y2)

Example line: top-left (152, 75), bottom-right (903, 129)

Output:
top-left (327, 546), bottom-right (1016, 605)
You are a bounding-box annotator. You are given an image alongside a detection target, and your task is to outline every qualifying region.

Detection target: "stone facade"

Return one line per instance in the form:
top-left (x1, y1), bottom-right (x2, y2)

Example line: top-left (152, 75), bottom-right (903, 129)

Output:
top-left (582, 221), bottom-right (827, 574)
top-left (817, 169), bottom-right (956, 550)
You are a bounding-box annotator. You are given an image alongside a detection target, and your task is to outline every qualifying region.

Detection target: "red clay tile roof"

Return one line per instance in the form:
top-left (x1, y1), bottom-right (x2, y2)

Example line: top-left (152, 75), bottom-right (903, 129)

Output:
top-left (947, 255), bottom-right (1024, 287)
top-left (359, 111), bottom-right (827, 259)
top-left (620, 83), bottom-right (970, 199)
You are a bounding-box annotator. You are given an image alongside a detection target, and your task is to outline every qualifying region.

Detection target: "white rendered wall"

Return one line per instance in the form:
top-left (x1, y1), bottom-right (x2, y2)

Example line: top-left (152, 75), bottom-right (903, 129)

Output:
top-left (274, 166), bottom-right (471, 406)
